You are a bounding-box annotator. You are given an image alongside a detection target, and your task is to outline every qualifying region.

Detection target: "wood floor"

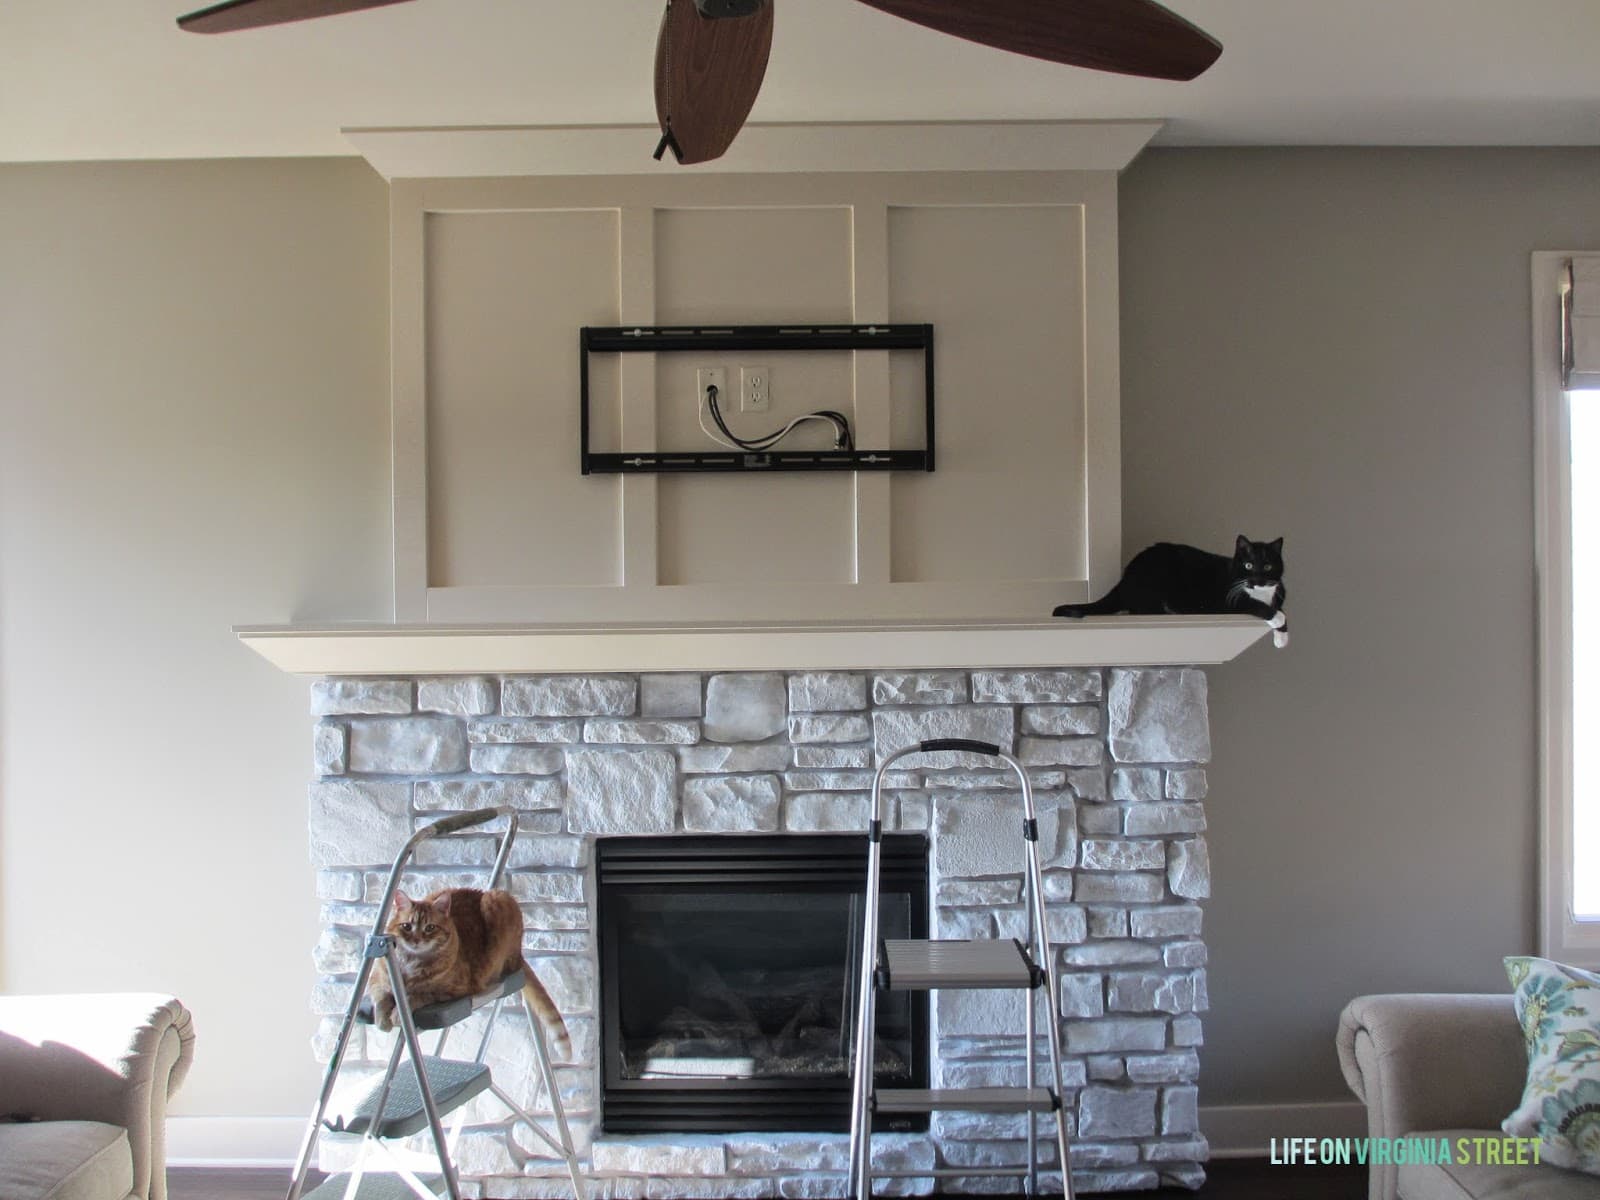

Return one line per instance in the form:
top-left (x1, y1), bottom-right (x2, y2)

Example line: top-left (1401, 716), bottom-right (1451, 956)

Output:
top-left (168, 1160), bottom-right (1365, 1199)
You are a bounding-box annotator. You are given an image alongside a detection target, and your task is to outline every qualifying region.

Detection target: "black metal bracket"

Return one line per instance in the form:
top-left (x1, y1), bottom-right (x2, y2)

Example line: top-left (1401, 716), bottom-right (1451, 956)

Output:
top-left (1014, 939), bottom-right (1047, 990)
top-left (580, 323), bottom-right (935, 475)
top-left (874, 937), bottom-right (892, 992)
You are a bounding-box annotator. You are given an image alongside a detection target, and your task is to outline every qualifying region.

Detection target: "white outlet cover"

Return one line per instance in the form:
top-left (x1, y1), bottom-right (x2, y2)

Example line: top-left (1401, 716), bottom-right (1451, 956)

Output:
top-left (740, 365), bottom-right (770, 413)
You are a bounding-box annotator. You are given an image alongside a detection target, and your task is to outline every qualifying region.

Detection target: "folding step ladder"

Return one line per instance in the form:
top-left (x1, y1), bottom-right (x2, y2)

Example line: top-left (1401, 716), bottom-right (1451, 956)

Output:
top-left (286, 807), bottom-right (586, 1200)
top-left (847, 740), bottom-right (1074, 1199)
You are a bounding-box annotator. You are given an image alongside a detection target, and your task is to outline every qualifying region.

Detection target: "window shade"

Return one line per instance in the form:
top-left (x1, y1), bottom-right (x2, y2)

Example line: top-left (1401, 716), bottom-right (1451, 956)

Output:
top-left (1566, 256), bottom-right (1600, 391)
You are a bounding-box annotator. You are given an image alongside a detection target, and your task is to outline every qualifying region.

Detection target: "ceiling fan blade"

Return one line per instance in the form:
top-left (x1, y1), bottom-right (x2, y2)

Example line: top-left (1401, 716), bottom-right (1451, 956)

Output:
top-left (177, 0), bottom-right (413, 34)
top-left (851, 0), bottom-right (1220, 81)
top-left (655, 0), bottom-right (775, 165)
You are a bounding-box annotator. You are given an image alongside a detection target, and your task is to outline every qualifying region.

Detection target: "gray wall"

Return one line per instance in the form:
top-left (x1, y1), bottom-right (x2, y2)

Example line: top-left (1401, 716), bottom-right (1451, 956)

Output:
top-left (2, 147), bottom-right (1596, 1126)
top-left (1119, 147), bottom-right (1600, 1105)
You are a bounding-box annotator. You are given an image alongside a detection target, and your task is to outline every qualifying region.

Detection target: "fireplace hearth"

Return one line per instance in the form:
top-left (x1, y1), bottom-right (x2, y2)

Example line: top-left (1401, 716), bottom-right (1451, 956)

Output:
top-left (597, 834), bottom-right (930, 1133)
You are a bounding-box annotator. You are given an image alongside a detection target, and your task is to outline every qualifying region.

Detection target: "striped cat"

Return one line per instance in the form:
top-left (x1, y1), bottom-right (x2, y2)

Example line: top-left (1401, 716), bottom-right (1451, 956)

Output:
top-left (368, 887), bottom-right (570, 1057)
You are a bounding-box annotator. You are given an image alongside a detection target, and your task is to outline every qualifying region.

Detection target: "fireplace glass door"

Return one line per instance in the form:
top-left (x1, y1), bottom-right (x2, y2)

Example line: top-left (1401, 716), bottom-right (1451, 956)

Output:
top-left (597, 834), bottom-right (929, 1133)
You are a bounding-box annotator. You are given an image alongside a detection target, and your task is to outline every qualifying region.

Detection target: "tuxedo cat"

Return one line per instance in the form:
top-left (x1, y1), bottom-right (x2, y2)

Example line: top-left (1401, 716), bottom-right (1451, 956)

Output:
top-left (1054, 535), bottom-right (1289, 648)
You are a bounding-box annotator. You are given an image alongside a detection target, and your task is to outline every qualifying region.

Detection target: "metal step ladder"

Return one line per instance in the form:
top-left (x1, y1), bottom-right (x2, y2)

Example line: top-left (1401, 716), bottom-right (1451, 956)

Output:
top-left (847, 740), bottom-right (1074, 1199)
top-left (285, 807), bottom-right (585, 1200)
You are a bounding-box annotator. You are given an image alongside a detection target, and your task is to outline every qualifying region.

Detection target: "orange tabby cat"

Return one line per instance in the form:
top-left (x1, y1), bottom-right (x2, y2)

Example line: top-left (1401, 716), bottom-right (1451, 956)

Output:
top-left (368, 887), bottom-right (570, 1058)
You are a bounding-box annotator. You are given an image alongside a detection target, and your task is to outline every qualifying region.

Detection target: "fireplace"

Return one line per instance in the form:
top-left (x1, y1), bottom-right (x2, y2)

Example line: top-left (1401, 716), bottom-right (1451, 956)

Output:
top-left (596, 833), bottom-right (930, 1134)
top-left (286, 661), bottom-right (1226, 1194)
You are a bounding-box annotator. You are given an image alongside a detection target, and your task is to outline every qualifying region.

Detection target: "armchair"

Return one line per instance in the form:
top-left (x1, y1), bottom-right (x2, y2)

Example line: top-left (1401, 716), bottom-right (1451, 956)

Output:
top-left (1338, 993), bottom-right (1600, 1200)
top-left (0, 993), bottom-right (195, 1200)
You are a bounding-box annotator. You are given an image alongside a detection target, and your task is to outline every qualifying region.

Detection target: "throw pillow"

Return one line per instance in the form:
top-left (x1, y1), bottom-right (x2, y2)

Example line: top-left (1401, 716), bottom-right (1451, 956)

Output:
top-left (1503, 955), bottom-right (1600, 1173)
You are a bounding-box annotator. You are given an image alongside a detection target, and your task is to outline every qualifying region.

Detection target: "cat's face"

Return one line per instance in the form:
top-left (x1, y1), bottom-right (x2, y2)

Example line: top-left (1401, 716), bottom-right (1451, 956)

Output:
top-left (389, 891), bottom-right (455, 956)
top-left (1233, 535), bottom-right (1284, 587)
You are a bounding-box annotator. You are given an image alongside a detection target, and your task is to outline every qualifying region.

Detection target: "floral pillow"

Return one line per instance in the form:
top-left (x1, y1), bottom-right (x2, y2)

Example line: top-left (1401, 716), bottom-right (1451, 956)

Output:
top-left (1504, 955), bottom-right (1600, 1173)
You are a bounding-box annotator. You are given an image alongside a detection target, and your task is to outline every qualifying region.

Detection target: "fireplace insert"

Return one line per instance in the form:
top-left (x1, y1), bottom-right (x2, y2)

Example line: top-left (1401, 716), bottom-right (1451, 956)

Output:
top-left (596, 833), bottom-right (929, 1133)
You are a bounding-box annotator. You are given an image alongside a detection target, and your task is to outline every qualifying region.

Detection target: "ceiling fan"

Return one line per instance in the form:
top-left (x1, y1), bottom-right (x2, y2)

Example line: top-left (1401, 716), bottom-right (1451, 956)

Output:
top-left (176, 0), bottom-right (1222, 166)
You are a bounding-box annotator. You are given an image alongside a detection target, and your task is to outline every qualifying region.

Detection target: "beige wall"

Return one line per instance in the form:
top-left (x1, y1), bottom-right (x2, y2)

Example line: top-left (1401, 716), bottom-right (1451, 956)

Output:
top-left (2, 146), bottom-right (1597, 1130)
top-left (0, 159), bottom-right (391, 1117)
top-left (1119, 147), bottom-right (1600, 1105)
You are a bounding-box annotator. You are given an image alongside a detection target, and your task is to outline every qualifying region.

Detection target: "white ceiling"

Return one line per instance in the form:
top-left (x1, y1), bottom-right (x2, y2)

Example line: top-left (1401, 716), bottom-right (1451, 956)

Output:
top-left (4, 0), bottom-right (1599, 164)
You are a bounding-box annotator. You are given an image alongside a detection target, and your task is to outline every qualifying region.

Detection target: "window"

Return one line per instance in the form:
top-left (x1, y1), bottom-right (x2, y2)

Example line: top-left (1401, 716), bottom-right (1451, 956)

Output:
top-left (1537, 252), bottom-right (1600, 965)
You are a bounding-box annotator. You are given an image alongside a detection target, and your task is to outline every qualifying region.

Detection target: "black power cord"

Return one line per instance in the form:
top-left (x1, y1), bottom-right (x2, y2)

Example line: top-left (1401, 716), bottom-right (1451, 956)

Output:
top-left (703, 384), bottom-right (853, 452)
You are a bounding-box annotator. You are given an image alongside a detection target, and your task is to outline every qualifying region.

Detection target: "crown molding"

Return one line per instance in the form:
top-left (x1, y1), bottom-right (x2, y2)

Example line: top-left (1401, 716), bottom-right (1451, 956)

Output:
top-left (342, 120), bottom-right (1164, 180)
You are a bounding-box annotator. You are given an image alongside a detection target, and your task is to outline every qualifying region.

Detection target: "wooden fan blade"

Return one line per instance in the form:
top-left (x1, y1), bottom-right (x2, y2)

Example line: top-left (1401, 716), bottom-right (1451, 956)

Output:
top-left (851, 0), bottom-right (1220, 81)
top-left (177, 0), bottom-right (413, 34)
top-left (655, 0), bottom-right (775, 165)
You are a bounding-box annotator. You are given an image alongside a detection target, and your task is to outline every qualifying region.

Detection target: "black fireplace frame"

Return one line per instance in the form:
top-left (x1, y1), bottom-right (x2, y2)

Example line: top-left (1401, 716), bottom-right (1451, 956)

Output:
top-left (596, 833), bottom-right (930, 1134)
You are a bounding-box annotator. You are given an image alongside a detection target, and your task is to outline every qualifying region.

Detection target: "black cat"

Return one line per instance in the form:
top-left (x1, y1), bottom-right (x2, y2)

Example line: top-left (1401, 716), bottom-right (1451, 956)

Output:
top-left (1053, 535), bottom-right (1288, 648)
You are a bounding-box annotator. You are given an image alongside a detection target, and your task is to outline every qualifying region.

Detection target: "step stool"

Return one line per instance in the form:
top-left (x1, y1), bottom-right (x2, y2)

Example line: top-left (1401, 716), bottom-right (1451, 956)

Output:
top-left (847, 739), bottom-right (1074, 1199)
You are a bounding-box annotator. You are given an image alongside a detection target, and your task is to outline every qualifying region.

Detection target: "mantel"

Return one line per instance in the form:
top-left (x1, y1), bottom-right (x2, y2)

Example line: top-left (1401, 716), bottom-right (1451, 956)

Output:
top-left (235, 616), bottom-right (1269, 677)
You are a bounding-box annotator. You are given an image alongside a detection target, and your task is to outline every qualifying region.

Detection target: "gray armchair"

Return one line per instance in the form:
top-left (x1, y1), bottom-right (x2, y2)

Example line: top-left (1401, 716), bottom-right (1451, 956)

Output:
top-left (0, 993), bottom-right (195, 1200)
top-left (1338, 993), bottom-right (1600, 1200)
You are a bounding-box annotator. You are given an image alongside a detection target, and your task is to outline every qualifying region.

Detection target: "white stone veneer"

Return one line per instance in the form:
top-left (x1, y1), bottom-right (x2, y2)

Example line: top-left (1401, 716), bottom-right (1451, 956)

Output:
top-left (307, 669), bottom-right (1212, 1196)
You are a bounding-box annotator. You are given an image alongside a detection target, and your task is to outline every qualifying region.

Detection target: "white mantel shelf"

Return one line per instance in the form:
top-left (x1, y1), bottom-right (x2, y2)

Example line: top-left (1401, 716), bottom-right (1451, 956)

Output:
top-left (235, 617), bottom-right (1269, 677)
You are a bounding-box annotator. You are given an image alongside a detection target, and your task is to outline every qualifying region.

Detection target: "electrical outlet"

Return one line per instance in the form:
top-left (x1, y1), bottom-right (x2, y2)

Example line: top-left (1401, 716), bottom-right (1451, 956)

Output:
top-left (696, 367), bottom-right (727, 409)
top-left (741, 365), bottom-right (770, 413)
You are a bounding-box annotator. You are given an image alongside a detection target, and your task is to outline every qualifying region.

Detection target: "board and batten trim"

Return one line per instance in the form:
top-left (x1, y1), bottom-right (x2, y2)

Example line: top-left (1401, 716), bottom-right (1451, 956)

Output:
top-left (390, 184), bottom-right (429, 621)
top-left (851, 200), bottom-right (893, 586)
top-left (1083, 170), bottom-right (1123, 597)
top-left (344, 120), bottom-right (1162, 180)
top-left (619, 204), bottom-right (659, 588)
top-left (389, 170), bottom-right (1122, 623)
top-left (234, 615), bottom-right (1269, 676)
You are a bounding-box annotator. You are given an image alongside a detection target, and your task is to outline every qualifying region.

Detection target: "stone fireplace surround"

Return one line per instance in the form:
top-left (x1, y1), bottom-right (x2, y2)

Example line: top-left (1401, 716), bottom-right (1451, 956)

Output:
top-left (305, 665), bottom-right (1213, 1197)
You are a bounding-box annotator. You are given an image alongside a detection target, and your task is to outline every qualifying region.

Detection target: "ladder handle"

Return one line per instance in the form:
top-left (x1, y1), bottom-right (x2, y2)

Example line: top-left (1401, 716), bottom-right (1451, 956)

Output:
top-left (364, 806), bottom-right (518, 961)
top-left (919, 737), bottom-right (1001, 756)
top-left (416, 806), bottom-right (510, 839)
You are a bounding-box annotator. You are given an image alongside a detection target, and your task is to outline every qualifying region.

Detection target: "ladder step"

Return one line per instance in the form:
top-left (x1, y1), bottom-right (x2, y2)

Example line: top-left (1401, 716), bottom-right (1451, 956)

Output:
top-left (878, 939), bottom-right (1040, 990)
top-left (873, 1166), bottom-right (1038, 1179)
top-left (873, 1086), bottom-right (1056, 1114)
top-left (325, 1057), bottom-right (492, 1139)
top-left (303, 1174), bottom-right (443, 1200)
top-left (356, 965), bottom-right (524, 1030)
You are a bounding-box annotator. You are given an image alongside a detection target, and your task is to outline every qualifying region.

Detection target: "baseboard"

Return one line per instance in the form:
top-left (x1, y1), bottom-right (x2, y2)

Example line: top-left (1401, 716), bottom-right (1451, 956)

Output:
top-left (1200, 1101), bottom-right (1368, 1158)
top-left (167, 1105), bottom-right (1369, 1169)
top-left (166, 1116), bottom-right (304, 1167)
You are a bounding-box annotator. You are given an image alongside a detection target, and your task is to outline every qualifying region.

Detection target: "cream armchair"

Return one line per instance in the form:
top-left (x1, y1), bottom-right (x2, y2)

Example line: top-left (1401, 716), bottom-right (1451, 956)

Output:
top-left (0, 994), bottom-right (195, 1200)
top-left (1337, 993), bottom-right (1600, 1200)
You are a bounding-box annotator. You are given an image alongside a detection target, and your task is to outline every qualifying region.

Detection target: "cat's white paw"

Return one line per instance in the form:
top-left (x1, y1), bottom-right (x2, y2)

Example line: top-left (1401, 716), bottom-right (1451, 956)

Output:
top-left (1273, 629), bottom-right (1289, 649)
top-left (1269, 611), bottom-right (1287, 629)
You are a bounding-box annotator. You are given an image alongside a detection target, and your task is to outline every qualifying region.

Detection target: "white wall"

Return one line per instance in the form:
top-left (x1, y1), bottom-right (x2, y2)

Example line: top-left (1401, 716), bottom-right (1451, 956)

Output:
top-left (4, 146), bottom-right (1598, 1134)
top-left (0, 159), bottom-right (391, 1119)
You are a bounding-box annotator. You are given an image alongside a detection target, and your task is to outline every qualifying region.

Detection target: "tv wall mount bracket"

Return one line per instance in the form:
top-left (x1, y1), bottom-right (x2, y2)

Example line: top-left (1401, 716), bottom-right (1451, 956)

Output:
top-left (579, 323), bottom-right (934, 475)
